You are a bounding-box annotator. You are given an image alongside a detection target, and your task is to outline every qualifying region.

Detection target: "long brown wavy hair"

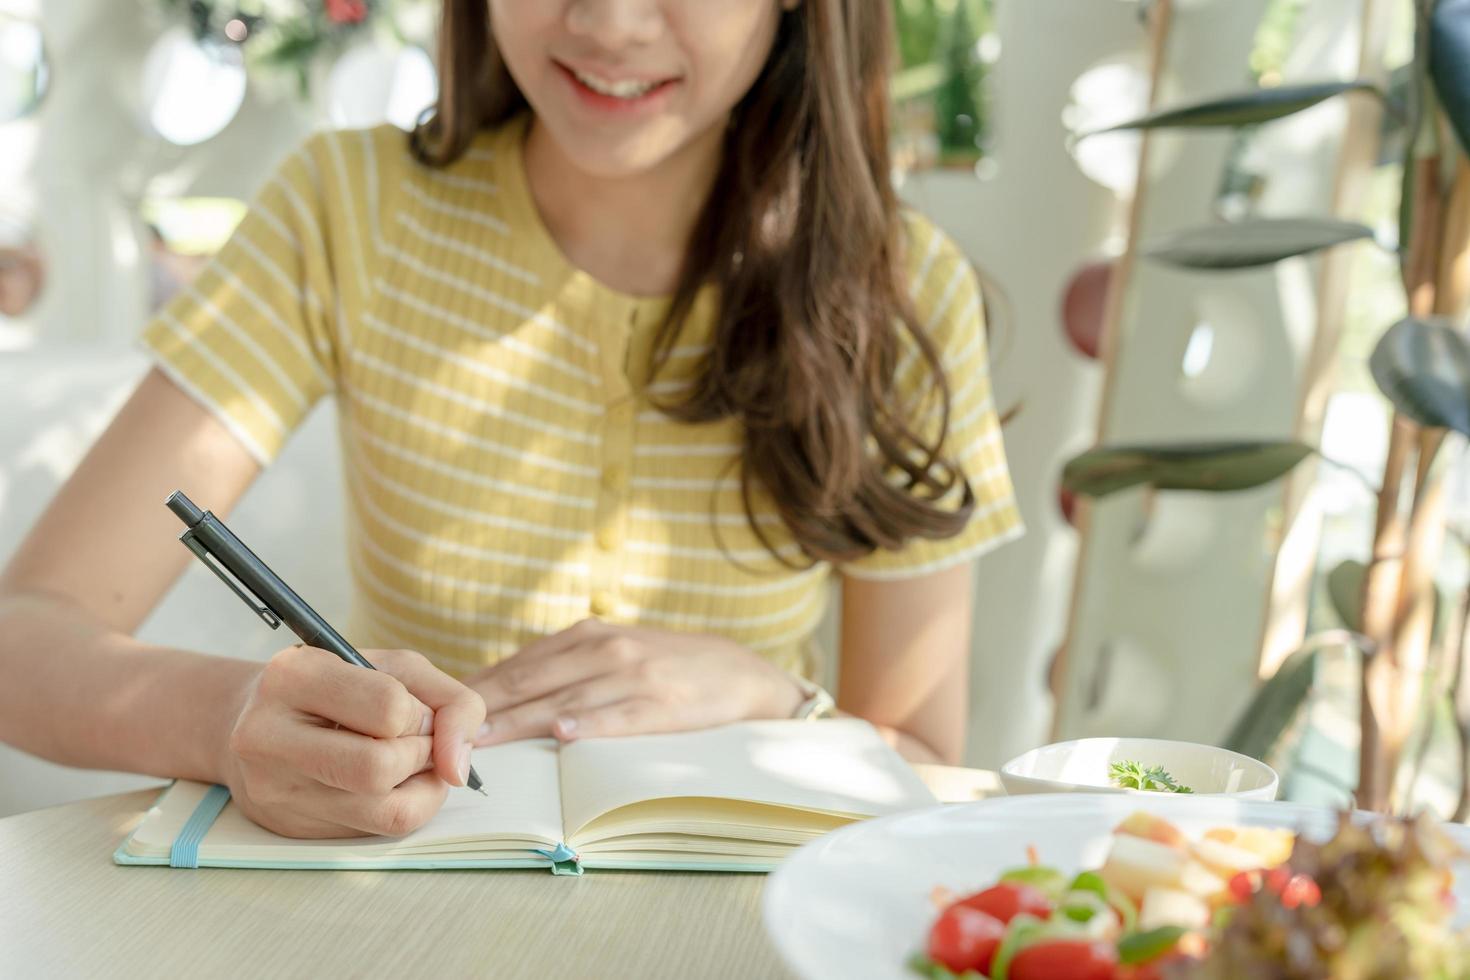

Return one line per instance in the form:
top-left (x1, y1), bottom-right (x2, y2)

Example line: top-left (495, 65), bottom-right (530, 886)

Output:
top-left (412, 1), bottom-right (975, 568)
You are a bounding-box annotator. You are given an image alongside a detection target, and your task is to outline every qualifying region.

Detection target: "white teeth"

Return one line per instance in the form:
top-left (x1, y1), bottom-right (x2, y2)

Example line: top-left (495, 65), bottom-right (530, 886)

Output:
top-left (573, 69), bottom-right (659, 99)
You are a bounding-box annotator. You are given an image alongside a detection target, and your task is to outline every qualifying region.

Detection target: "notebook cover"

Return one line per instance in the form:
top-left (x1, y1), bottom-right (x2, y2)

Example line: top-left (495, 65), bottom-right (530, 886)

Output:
top-left (111, 781), bottom-right (773, 874)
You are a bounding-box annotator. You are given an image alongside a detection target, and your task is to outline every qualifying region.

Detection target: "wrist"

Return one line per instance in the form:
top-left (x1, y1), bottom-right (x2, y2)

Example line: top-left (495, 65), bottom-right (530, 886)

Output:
top-left (764, 667), bottom-right (807, 719)
top-left (207, 660), bottom-right (261, 785)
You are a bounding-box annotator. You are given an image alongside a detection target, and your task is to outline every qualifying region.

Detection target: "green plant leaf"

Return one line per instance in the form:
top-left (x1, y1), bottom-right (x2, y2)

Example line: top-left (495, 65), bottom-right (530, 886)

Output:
top-left (1141, 219), bottom-right (1377, 269)
top-left (1430, 0), bottom-right (1470, 156)
top-left (1061, 441), bottom-right (1315, 498)
top-left (1368, 317), bottom-right (1470, 437)
top-left (1325, 557), bottom-right (1450, 643)
top-left (1327, 559), bottom-right (1367, 632)
top-left (1222, 645), bottom-right (1320, 760)
top-left (1083, 80), bottom-right (1384, 136)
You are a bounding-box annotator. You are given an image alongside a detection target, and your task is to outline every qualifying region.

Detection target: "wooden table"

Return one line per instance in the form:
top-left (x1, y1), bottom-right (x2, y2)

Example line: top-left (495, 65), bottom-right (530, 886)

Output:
top-left (0, 766), bottom-right (1000, 978)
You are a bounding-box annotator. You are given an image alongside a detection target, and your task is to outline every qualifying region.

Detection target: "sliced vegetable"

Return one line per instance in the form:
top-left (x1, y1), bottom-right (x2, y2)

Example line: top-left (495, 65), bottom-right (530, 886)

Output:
top-left (1138, 887), bottom-right (1211, 932)
top-left (999, 866), bottom-right (1069, 903)
top-left (954, 881), bottom-right (1054, 925)
top-left (1007, 938), bottom-right (1119, 980)
top-left (1069, 870), bottom-right (1138, 932)
top-left (987, 915), bottom-right (1051, 980)
top-left (1059, 889), bottom-right (1109, 924)
top-left (926, 905), bottom-right (1006, 975)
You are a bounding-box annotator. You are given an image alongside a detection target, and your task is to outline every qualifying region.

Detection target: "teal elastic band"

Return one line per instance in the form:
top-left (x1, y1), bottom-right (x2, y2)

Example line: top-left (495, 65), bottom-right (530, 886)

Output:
top-left (169, 783), bottom-right (232, 868)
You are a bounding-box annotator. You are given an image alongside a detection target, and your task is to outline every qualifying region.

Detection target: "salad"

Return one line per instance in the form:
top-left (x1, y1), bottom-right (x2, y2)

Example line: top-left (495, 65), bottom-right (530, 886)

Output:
top-left (1108, 761), bottom-right (1192, 795)
top-left (910, 811), bottom-right (1466, 980)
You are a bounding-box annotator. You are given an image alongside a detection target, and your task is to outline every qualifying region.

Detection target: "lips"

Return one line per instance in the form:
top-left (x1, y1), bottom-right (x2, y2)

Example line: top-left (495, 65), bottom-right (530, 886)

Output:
top-left (554, 59), bottom-right (680, 108)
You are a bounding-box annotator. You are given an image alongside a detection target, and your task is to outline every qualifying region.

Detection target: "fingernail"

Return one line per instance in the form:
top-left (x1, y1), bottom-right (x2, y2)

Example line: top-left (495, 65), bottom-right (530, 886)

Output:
top-left (554, 717), bottom-right (577, 740)
top-left (476, 721), bottom-right (492, 742)
top-left (419, 712), bottom-right (434, 736)
top-left (457, 741), bottom-right (471, 786)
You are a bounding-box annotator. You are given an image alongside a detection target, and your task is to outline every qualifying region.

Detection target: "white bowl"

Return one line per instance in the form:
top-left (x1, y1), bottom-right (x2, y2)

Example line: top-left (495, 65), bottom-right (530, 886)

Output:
top-left (1000, 736), bottom-right (1279, 800)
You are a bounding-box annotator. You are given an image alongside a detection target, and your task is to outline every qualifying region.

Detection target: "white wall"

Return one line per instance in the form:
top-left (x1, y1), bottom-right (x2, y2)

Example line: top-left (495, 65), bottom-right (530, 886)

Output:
top-left (899, 1), bottom-right (1150, 767)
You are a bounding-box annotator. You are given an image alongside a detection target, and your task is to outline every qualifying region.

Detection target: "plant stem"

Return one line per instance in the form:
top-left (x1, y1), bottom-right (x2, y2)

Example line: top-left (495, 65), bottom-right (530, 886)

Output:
top-left (1360, 418), bottom-right (1416, 810)
top-left (1360, 147), bottom-right (1444, 807)
top-left (1401, 578), bottom-right (1467, 814)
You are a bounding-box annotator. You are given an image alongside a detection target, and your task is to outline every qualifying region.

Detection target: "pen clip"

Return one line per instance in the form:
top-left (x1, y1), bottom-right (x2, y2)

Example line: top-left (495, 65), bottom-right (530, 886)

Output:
top-left (180, 529), bottom-right (283, 629)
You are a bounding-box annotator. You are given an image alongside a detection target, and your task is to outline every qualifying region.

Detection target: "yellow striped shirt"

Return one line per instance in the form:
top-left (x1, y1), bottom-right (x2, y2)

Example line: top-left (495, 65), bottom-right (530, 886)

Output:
top-left (139, 115), bottom-right (1023, 679)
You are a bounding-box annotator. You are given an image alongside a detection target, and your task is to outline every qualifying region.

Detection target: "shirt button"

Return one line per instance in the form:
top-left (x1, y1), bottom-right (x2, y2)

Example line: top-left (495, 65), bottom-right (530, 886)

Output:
top-left (596, 524), bottom-right (623, 551)
top-left (590, 590), bottom-right (618, 617)
top-left (601, 463), bottom-right (628, 492)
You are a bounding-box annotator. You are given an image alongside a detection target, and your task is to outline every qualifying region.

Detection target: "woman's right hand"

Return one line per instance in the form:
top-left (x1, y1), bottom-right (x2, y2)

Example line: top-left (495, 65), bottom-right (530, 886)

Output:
top-left (218, 645), bottom-right (487, 839)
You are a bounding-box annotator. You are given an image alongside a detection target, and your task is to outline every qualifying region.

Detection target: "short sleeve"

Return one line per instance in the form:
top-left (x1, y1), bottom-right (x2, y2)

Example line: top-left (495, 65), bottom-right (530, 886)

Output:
top-left (137, 134), bottom-right (340, 465)
top-left (838, 215), bottom-right (1024, 581)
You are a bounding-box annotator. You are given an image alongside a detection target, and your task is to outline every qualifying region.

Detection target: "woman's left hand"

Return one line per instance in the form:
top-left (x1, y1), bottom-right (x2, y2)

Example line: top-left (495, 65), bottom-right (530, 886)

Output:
top-left (464, 618), bottom-right (806, 746)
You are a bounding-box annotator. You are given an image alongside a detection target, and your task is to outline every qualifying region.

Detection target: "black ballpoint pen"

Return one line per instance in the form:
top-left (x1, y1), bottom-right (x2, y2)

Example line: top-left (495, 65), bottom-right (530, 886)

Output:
top-left (164, 490), bottom-right (488, 796)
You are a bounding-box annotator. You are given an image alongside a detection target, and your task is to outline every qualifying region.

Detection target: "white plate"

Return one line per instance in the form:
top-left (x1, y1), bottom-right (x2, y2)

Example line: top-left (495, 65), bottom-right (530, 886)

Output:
top-left (762, 794), bottom-right (1470, 980)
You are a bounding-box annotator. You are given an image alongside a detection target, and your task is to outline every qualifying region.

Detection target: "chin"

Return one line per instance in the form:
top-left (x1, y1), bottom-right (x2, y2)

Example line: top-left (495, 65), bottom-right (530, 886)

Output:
top-left (542, 115), bottom-right (698, 181)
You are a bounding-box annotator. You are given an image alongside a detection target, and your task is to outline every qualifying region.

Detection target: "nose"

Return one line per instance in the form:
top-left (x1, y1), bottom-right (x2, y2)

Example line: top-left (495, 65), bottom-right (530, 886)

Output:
top-left (566, 0), bottom-right (663, 49)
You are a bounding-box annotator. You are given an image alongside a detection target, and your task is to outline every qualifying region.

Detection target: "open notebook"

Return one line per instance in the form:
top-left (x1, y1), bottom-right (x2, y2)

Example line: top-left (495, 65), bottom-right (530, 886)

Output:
top-left (114, 719), bottom-right (937, 874)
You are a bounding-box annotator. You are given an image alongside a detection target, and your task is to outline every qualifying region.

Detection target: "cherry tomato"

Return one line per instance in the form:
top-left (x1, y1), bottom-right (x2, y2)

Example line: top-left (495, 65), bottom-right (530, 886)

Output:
top-left (1264, 867), bottom-right (1291, 894)
top-left (954, 881), bottom-right (1053, 924)
top-left (1226, 869), bottom-right (1260, 903)
top-left (926, 905), bottom-right (1006, 975)
top-left (1279, 873), bottom-right (1321, 909)
top-left (1008, 939), bottom-right (1119, 980)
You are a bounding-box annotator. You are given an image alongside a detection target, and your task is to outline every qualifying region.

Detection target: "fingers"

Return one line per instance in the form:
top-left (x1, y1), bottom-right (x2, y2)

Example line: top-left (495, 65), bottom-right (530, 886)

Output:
top-left (281, 770), bottom-right (451, 839)
top-left (474, 640), bottom-right (628, 716)
top-left (267, 646), bottom-right (434, 740)
top-left (370, 648), bottom-right (487, 788)
top-left (476, 674), bottom-right (632, 747)
top-left (290, 725), bottom-right (436, 795)
top-left (552, 699), bottom-right (674, 742)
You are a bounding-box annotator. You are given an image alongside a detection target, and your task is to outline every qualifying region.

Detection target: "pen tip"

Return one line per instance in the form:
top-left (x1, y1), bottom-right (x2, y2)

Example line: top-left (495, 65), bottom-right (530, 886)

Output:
top-left (476, 786), bottom-right (489, 797)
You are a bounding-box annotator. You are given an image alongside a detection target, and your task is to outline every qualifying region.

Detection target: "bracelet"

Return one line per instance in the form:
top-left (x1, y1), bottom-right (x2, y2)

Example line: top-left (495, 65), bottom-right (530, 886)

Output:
top-left (788, 672), bottom-right (837, 721)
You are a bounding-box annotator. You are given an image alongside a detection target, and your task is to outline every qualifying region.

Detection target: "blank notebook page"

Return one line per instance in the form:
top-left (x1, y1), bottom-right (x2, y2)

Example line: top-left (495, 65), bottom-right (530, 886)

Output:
top-left (558, 719), bottom-right (937, 838)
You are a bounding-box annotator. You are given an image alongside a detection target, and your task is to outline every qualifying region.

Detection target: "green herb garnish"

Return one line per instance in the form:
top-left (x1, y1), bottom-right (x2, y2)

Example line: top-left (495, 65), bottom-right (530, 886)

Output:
top-left (1109, 760), bottom-right (1194, 794)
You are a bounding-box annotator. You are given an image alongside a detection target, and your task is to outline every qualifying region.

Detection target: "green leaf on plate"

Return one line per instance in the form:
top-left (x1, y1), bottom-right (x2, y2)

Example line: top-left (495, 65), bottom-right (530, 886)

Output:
top-left (1141, 218), bottom-right (1377, 269)
top-left (1118, 926), bottom-right (1188, 965)
top-left (1061, 441), bottom-right (1315, 498)
top-left (1369, 317), bottom-right (1470, 437)
top-left (1082, 80), bottom-right (1383, 136)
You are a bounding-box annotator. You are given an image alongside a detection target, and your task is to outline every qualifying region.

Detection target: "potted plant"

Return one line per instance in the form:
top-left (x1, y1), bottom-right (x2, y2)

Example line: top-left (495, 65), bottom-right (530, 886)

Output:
top-left (1062, 0), bottom-right (1470, 814)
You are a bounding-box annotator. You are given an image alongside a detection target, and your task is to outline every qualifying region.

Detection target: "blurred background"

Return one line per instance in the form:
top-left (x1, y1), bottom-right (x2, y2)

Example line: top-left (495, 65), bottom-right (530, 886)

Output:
top-left (3, 0), bottom-right (1468, 825)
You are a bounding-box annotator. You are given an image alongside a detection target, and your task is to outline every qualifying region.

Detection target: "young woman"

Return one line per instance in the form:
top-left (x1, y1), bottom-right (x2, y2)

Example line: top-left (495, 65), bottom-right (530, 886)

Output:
top-left (0, 0), bottom-right (1020, 840)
